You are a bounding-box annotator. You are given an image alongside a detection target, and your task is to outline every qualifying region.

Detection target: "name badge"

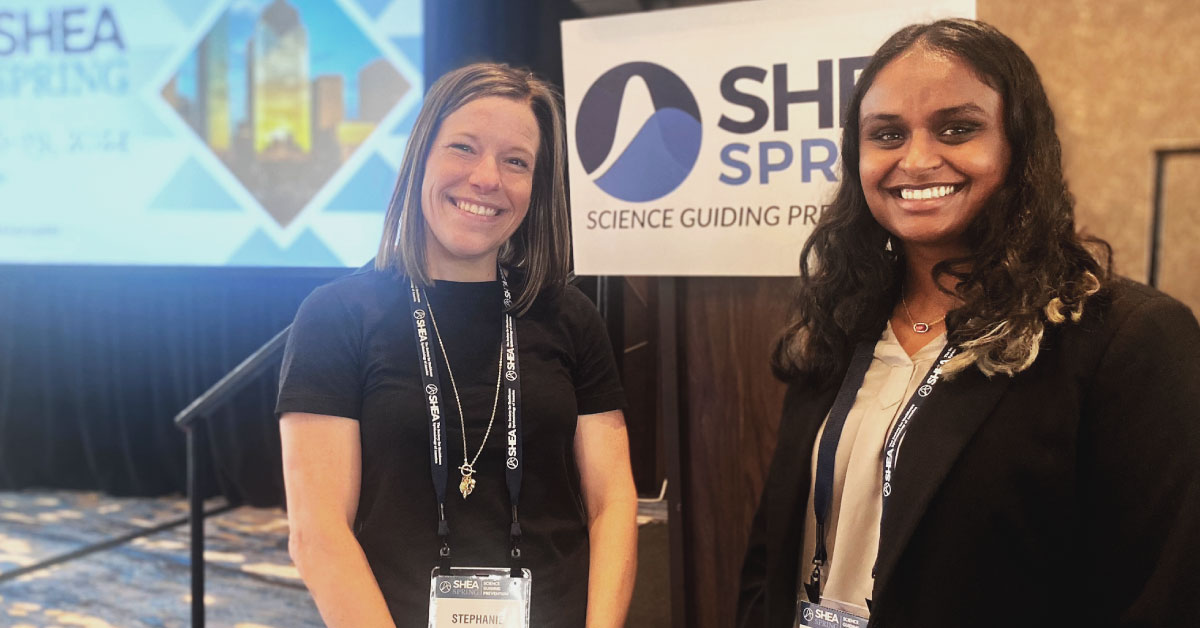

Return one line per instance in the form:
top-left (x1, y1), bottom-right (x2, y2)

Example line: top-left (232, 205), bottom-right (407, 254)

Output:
top-left (796, 601), bottom-right (867, 628)
top-left (429, 567), bottom-right (532, 628)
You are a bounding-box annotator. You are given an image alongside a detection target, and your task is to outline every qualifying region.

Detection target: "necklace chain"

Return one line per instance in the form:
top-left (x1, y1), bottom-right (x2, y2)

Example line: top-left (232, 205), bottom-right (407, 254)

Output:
top-left (900, 290), bottom-right (946, 335)
top-left (425, 294), bottom-right (504, 497)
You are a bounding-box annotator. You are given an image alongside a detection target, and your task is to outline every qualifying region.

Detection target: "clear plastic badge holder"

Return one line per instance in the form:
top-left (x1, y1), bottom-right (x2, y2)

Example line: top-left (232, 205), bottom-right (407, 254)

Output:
top-left (429, 567), bottom-right (532, 628)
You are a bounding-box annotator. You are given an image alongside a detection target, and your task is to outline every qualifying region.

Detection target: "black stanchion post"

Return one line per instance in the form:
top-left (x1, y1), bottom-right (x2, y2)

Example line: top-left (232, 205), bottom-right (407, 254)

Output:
top-left (187, 425), bottom-right (206, 628)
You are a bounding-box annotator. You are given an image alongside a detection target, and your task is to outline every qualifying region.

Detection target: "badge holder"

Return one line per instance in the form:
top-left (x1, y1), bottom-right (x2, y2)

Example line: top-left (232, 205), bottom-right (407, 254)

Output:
top-left (795, 600), bottom-right (867, 628)
top-left (429, 566), bottom-right (532, 628)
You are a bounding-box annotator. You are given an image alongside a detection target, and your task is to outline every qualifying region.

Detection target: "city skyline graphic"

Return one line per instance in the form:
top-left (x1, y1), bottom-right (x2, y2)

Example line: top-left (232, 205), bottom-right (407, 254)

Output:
top-left (162, 0), bottom-right (409, 227)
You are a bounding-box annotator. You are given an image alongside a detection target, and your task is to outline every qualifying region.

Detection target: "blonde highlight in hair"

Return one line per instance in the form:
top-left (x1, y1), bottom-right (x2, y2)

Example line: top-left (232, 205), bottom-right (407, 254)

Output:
top-left (375, 63), bottom-right (570, 314)
top-left (938, 269), bottom-right (1103, 378)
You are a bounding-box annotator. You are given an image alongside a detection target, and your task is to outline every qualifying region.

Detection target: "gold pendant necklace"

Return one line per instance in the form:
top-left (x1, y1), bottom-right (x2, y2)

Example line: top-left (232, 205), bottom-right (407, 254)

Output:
top-left (426, 297), bottom-right (504, 499)
top-left (458, 463), bottom-right (477, 498)
top-left (901, 291), bottom-right (946, 334)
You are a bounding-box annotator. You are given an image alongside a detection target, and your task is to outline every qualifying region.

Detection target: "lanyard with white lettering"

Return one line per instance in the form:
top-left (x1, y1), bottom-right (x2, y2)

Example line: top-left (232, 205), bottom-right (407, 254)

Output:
top-left (407, 270), bottom-right (525, 565)
top-left (805, 340), bottom-right (958, 602)
top-left (875, 344), bottom-right (957, 565)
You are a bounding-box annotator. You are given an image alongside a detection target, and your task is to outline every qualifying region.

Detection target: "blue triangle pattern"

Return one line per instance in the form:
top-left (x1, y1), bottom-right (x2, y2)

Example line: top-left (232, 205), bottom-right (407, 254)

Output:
top-left (391, 35), bottom-right (423, 73)
top-left (355, 0), bottom-right (393, 20)
top-left (324, 153), bottom-right (397, 213)
top-left (391, 101), bottom-right (419, 137)
top-left (164, 0), bottom-right (215, 29)
top-left (226, 228), bottom-right (343, 267)
top-left (126, 47), bottom-right (177, 93)
top-left (149, 156), bottom-right (243, 212)
top-left (126, 101), bottom-right (174, 138)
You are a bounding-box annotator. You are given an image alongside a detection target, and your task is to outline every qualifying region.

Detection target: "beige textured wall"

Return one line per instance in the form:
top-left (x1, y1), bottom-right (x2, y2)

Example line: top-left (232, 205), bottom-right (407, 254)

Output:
top-left (979, 0), bottom-right (1200, 289)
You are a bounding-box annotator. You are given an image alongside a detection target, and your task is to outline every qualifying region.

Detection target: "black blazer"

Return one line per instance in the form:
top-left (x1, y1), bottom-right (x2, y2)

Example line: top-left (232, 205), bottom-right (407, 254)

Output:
top-left (738, 279), bottom-right (1200, 628)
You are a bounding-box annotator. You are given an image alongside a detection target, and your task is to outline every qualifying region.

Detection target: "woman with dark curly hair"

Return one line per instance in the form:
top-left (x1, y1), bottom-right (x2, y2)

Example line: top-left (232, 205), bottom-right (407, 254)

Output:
top-left (738, 18), bottom-right (1200, 628)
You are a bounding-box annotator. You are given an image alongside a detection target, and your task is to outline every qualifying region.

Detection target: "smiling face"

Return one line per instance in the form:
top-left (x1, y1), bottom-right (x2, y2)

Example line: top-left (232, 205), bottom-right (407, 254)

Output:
top-left (420, 96), bottom-right (540, 279)
top-left (858, 46), bottom-right (1010, 258)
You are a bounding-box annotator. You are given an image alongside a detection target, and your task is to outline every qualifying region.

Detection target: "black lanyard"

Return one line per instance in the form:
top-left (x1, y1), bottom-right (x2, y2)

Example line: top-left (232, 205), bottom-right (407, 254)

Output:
top-left (805, 339), bottom-right (957, 603)
top-left (881, 344), bottom-right (957, 512)
top-left (407, 271), bottom-right (524, 565)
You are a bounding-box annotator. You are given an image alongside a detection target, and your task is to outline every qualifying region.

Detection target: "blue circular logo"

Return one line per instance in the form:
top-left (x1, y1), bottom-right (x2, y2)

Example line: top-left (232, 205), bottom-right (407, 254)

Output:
top-left (576, 62), bottom-right (702, 203)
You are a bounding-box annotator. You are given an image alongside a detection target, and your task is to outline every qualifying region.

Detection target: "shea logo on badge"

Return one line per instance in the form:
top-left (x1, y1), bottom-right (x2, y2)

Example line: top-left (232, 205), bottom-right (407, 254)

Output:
top-left (575, 62), bottom-right (702, 203)
top-left (813, 607), bottom-right (839, 622)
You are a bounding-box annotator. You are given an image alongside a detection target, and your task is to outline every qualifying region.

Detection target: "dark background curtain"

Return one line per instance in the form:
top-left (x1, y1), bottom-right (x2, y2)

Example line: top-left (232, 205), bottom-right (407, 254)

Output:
top-left (0, 266), bottom-right (343, 503)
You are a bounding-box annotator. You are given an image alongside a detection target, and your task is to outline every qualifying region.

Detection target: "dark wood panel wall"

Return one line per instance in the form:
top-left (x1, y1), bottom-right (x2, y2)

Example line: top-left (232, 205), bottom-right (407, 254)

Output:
top-left (678, 277), bottom-right (793, 628)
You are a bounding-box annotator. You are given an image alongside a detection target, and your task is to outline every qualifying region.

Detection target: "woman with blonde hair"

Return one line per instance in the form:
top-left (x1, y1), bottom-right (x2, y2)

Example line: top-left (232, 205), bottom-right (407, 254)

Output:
top-left (278, 63), bottom-right (637, 627)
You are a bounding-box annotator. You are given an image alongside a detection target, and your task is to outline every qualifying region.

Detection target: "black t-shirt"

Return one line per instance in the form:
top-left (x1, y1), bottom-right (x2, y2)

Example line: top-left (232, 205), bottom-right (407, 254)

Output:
top-left (276, 269), bottom-right (626, 626)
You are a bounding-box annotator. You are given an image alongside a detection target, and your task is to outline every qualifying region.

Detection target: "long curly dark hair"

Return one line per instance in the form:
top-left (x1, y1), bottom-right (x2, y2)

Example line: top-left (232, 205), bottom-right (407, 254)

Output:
top-left (772, 18), bottom-right (1110, 384)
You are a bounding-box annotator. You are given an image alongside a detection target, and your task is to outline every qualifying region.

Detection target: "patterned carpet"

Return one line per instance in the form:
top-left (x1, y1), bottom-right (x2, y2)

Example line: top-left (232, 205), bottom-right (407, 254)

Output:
top-left (0, 491), bottom-right (670, 627)
top-left (0, 491), bottom-right (320, 627)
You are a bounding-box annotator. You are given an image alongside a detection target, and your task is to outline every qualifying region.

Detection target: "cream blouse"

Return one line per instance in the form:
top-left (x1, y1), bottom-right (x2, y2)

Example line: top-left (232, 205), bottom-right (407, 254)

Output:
top-left (799, 322), bottom-right (947, 618)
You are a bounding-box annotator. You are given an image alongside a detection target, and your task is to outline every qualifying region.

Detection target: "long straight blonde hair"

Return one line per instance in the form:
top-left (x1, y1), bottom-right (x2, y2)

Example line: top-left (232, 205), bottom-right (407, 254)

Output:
top-left (375, 63), bottom-right (570, 314)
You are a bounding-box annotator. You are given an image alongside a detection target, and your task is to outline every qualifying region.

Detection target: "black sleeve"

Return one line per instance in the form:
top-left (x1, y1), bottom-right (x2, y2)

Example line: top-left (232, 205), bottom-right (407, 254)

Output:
top-left (1081, 293), bottom-right (1200, 626)
top-left (563, 286), bottom-right (626, 416)
top-left (737, 490), bottom-right (769, 628)
top-left (276, 283), bottom-right (363, 420)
